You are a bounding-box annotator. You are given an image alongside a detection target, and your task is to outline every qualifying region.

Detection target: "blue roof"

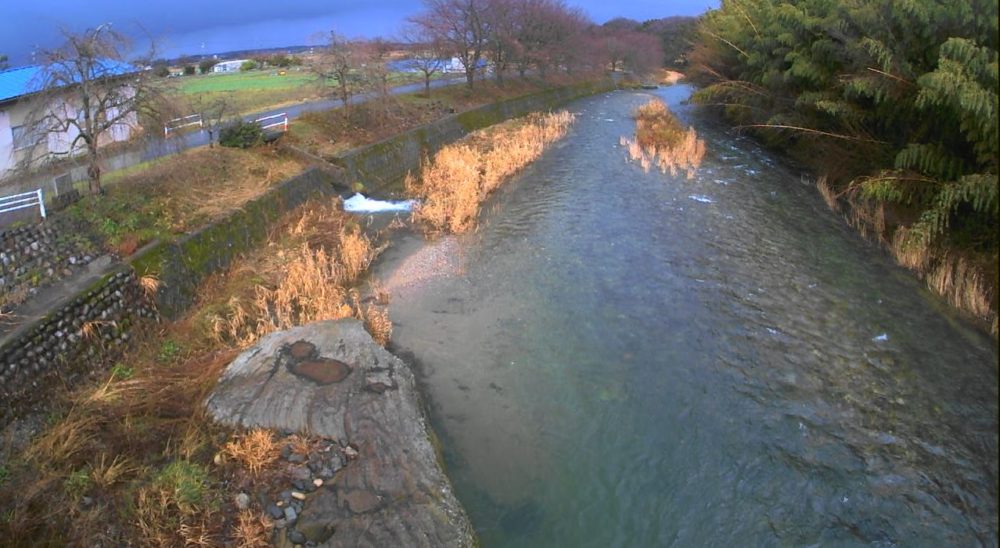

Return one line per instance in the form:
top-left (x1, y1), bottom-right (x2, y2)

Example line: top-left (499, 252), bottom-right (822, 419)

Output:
top-left (0, 66), bottom-right (43, 103)
top-left (0, 60), bottom-right (138, 104)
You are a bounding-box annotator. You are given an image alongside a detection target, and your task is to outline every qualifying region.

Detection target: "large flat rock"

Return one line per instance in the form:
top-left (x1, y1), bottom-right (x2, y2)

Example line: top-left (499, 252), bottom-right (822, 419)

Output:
top-left (206, 319), bottom-right (474, 547)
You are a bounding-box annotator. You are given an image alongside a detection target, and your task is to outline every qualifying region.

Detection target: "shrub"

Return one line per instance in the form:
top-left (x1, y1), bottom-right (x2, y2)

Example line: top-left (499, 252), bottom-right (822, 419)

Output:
top-left (219, 121), bottom-right (264, 149)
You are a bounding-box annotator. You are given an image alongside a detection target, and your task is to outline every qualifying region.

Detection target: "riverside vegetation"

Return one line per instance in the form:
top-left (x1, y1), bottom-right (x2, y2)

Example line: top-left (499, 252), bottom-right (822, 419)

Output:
top-left (0, 77), bottom-right (586, 542)
top-left (621, 98), bottom-right (706, 178)
top-left (406, 110), bottom-right (576, 233)
top-left (690, 0), bottom-right (998, 334)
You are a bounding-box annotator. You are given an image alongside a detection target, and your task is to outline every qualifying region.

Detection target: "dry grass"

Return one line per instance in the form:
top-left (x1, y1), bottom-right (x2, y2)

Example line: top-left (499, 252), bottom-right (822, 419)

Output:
top-left (360, 303), bottom-right (393, 347)
top-left (816, 175), bottom-right (840, 211)
top-left (891, 227), bottom-right (997, 332)
top-left (622, 99), bottom-right (706, 179)
top-left (200, 199), bottom-right (388, 350)
top-left (69, 146), bottom-right (308, 254)
top-left (233, 509), bottom-right (273, 547)
top-left (224, 429), bottom-right (278, 477)
top-left (406, 111), bottom-right (575, 233)
top-left (817, 178), bottom-right (998, 335)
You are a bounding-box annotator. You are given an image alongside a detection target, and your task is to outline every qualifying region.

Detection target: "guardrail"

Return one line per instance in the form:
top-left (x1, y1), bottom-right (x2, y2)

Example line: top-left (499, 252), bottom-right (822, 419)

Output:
top-left (256, 112), bottom-right (289, 133)
top-left (164, 114), bottom-right (203, 137)
top-left (0, 188), bottom-right (46, 219)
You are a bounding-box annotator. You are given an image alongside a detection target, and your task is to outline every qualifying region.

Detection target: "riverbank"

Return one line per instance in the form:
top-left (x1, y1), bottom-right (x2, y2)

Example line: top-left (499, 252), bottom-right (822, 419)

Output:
top-left (0, 75), bottom-right (611, 544)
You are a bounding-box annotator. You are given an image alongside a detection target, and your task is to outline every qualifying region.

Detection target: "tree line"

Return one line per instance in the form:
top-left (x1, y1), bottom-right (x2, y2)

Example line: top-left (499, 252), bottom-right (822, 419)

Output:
top-left (311, 0), bottom-right (666, 97)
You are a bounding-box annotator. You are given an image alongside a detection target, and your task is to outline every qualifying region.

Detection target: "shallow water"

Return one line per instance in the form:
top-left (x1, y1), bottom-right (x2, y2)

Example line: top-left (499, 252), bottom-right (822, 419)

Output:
top-left (374, 85), bottom-right (998, 546)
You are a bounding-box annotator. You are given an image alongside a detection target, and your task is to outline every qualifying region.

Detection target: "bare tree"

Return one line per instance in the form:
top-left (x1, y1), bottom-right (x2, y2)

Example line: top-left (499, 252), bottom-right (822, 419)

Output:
top-left (401, 25), bottom-right (446, 97)
top-left (411, 0), bottom-right (490, 90)
top-left (361, 38), bottom-right (394, 100)
top-left (24, 25), bottom-right (163, 194)
top-left (309, 31), bottom-right (364, 111)
top-left (188, 93), bottom-right (233, 148)
top-left (483, 0), bottom-right (521, 85)
top-left (510, 0), bottom-right (588, 78)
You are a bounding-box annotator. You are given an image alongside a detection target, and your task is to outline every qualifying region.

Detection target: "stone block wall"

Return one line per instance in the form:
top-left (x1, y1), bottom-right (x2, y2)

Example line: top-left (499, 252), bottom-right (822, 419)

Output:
top-left (0, 217), bottom-right (102, 315)
top-left (0, 268), bottom-right (157, 422)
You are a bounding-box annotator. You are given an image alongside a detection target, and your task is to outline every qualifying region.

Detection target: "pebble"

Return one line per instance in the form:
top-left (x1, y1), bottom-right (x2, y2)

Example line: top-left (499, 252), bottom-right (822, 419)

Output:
top-left (291, 491), bottom-right (306, 501)
top-left (313, 478), bottom-right (324, 488)
top-left (287, 530), bottom-right (307, 544)
top-left (283, 506), bottom-right (298, 523)
top-left (236, 492), bottom-right (250, 510)
top-left (288, 453), bottom-right (306, 464)
top-left (266, 503), bottom-right (285, 520)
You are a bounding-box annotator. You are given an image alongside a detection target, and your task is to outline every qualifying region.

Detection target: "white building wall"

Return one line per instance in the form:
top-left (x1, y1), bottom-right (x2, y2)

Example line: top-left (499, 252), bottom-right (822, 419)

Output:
top-left (0, 86), bottom-right (139, 181)
top-left (213, 60), bottom-right (248, 73)
top-left (0, 109), bottom-right (13, 178)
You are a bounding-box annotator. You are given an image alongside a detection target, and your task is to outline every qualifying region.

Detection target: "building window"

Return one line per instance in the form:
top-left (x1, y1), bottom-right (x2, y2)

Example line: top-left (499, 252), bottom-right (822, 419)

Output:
top-left (11, 124), bottom-right (44, 151)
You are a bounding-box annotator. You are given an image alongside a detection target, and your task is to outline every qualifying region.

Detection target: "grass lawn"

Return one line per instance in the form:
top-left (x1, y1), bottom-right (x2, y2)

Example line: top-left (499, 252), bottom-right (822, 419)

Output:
top-left (162, 69), bottom-right (437, 116)
top-left (65, 146), bottom-right (309, 255)
top-left (174, 69), bottom-right (319, 94)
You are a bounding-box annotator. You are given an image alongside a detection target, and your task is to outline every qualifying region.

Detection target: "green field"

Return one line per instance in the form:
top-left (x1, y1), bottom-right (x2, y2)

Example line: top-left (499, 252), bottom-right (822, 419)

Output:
top-left (174, 69), bottom-right (320, 94)
top-left (164, 68), bottom-right (433, 115)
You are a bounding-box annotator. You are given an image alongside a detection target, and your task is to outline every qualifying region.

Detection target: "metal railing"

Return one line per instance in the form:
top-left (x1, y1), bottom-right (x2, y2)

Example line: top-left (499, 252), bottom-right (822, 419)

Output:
top-left (0, 188), bottom-right (46, 219)
top-left (256, 112), bottom-right (289, 132)
top-left (163, 114), bottom-right (203, 137)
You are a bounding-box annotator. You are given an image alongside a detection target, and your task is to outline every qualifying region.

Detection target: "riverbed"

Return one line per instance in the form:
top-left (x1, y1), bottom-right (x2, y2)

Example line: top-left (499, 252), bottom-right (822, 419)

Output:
top-left (372, 85), bottom-right (998, 546)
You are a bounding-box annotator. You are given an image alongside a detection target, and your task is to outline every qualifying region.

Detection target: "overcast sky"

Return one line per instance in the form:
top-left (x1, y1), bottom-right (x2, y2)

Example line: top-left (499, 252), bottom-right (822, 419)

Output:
top-left (1, 0), bottom-right (715, 66)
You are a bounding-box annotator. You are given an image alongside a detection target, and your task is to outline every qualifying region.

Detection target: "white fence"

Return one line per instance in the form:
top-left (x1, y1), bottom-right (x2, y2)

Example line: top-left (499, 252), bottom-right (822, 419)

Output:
top-left (164, 114), bottom-right (203, 137)
top-left (256, 112), bottom-right (289, 133)
top-left (0, 188), bottom-right (46, 219)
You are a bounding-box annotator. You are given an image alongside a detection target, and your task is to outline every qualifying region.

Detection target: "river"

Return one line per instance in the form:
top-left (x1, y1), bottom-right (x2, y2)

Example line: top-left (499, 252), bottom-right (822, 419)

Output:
top-left (372, 84), bottom-right (998, 546)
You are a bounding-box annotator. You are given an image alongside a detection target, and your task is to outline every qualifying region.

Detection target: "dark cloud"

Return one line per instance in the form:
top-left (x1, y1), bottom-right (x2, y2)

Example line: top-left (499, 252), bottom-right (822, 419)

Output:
top-left (1, 0), bottom-right (712, 65)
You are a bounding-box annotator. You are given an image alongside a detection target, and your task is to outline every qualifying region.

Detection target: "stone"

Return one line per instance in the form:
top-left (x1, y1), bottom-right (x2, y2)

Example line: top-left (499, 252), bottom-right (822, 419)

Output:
top-left (267, 503), bottom-right (285, 520)
top-left (288, 453), bottom-right (306, 464)
top-left (291, 491), bottom-right (306, 501)
top-left (236, 492), bottom-right (251, 510)
top-left (313, 478), bottom-right (324, 488)
top-left (284, 506), bottom-right (298, 523)
top-left (205, 320), bottom-right (474, 547)
top-left (287, 529), bottom-right (307, 545)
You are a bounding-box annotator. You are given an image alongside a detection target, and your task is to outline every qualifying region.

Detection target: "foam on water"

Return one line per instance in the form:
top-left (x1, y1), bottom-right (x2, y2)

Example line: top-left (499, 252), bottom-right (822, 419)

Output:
top-left (343, 193), bottom-right (415, 213)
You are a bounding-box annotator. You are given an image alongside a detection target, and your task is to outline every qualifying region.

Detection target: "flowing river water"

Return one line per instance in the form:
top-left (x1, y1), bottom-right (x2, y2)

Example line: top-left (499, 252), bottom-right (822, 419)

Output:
top-left (371, 85), bottom-right (998, 546)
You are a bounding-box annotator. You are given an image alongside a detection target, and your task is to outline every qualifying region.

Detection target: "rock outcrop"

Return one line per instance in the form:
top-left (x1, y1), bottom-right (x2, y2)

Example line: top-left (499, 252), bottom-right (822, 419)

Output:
top-left (206, 319), bottom-right (474, 547)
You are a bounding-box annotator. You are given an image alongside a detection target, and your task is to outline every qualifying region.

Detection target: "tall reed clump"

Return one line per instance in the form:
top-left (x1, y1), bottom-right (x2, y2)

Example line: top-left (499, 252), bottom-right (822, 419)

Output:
top-left (208, 202), bottom-right (383, 348)
top-left (406, 111), bottom-right (576, 233)
top-left (621, 98), bottom-right (705, 179)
